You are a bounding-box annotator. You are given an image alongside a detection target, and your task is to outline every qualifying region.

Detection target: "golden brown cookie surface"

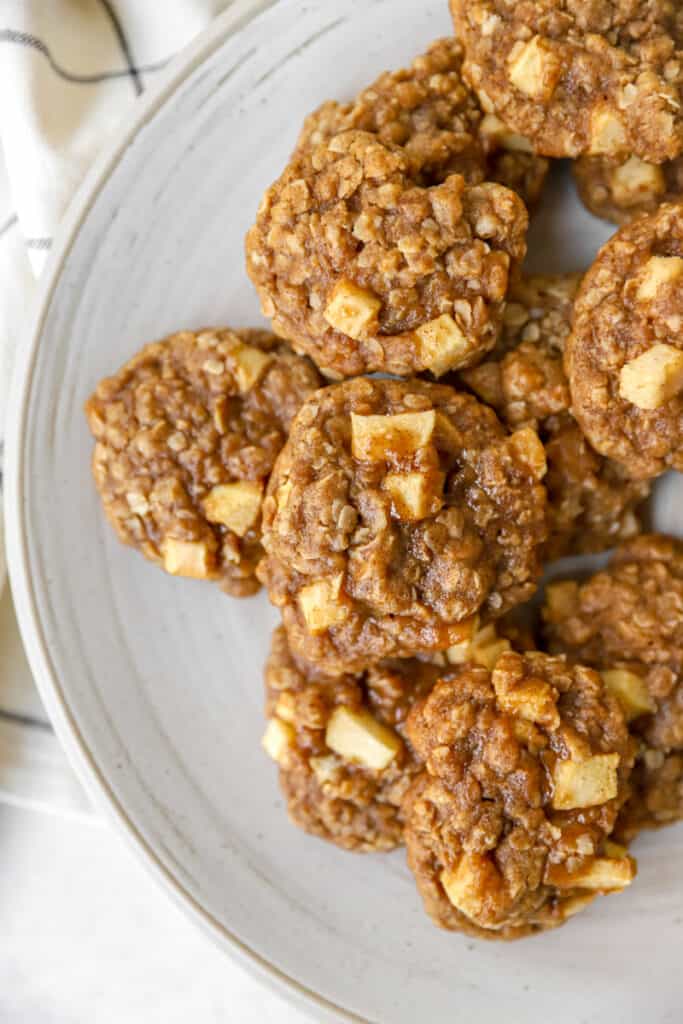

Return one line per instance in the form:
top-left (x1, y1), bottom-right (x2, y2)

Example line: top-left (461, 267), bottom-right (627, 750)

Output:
top-left (566, 205), bottom-right (683, 479)
top-left (259, 377), bottom-right (548, 674)
top-left (460, 273), bottom-right (649, 557)
top-left (246, 130), bottom-right (528, 379)
top-left (403, 651), bottom-right (635, 939)
top-left (451, 0), bottom-right (683, 161)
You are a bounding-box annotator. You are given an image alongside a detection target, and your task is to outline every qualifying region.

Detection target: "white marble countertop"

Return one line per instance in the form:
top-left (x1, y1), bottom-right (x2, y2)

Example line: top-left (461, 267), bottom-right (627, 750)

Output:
top-left (0, 584), bottom-right (308, 1023)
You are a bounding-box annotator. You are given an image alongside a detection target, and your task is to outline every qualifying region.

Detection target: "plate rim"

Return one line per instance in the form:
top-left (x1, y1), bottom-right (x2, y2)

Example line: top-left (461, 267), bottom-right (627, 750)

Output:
top-left (3, 4), bottom-right (363, 1021)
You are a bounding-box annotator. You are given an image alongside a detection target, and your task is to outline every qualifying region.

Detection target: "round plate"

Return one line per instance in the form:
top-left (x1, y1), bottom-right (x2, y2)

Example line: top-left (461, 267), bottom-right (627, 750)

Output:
top-left (6, 1), bottom-right (683, 1021)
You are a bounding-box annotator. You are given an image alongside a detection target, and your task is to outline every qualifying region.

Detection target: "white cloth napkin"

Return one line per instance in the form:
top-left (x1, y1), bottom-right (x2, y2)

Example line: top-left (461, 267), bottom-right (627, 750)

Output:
top-left (0, 0), bottom-right (233, 589)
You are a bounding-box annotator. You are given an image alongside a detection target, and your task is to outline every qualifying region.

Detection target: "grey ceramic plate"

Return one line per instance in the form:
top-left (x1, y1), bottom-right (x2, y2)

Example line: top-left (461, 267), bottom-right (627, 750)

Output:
top-left (6, 2), bottom-right (683, 1021)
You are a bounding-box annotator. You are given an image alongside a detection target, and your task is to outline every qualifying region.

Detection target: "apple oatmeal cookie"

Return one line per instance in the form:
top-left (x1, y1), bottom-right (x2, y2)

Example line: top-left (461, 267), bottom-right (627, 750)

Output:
top-left (85, 328), bottom-right (321, 596)
top-left (245, 129), bottom-right (528, 379)
top-left (403, 650), bottom-right (636, 939)
top-left (295, 38), bottom-right (486, 189)
top-left (450, 0), bottom-right (683, 162)
top-left (297, 37), bottom-right (549, 208)
top-left (262, 625), bottom-right (442, 851)
top-left (542, 534), bottom-right (683, 840)
top-left (573, 153), bottom-right (683, 225)
top-left (460, 273), bottom-right (649, 557)
top-left (566, 204), bottom-right (683, 478)
top-left (259, 377), bottom-right (548, 674)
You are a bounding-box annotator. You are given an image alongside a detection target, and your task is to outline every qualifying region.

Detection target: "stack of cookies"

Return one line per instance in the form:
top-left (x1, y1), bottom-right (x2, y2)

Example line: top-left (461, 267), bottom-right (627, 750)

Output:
top-left (85, 4), bottom-right (683, 941)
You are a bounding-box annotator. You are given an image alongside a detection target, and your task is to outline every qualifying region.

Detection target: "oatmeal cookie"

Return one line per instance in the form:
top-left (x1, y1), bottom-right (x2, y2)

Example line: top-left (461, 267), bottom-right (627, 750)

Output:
top-left (451, 0), bottom-right (683, 162)
top-left (259, 377), bottom-right (548, 674)
top-left (297, 37), bottom-right (549, 208)
top-left (542, 535), bottom-right (683, 837)
top-left (262, 625), bottom-right (442, 852)
top-left (574, 154), bottom-right (683, 225)
top-left (543, 535), bottom-right (683, 671)
top-left (403, 650), bottom-right (636, 939)
top-left (460, 274), bottom-right (649, 557)
top-left (566, 204), bottom-right (683, 478)
top-left (85, 328), bottom-right (321, 596)
top-left (245, 130), bottom-right (528, 379)
top-left (296, 38), bottom-right (486, 188)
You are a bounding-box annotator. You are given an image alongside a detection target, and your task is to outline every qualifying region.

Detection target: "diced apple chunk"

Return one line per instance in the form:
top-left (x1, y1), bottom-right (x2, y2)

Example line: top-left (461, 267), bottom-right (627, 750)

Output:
top-left (446, 641), bottom-right (474, 665)
top-left (203, 481), bottom-right (263, 536)
top-left (446, 622), bottom-right (507, 668)
top-left (443, 615), bottom-right (480, 663)
top-left (471, 625), bottom-right (511, 671)
top-left (298, 574), bottom-right (349, 634)
top-left (559, 892), bottom-right (596, 919)
top-left (552, 753), bottom-right (620, 810)
top-left (325, 705), bottom-right (401, 770)
top-left (588, 105), bottom-right (627, 155)
top-left (275, 479), bottom-right (293, 510)
top-left (508, 36), bottom-right (562, 101)
top-left (637, 255), bottom-right (683, 300)
top-left (213, 397), bottom-right (229, 434)
top-left (610, 157), bottom-right (665, 205)
top-left (508, 427), bottom-right (547, 480)
top-left (230, 342), bottom-right (273, 393)
top-left (601, 668), bottom-right (656, 721)
top-left (479, 114), bottom-right (534, 153)
top-left (477, 88), bottom-right (496, 115)
top-left (493, 663), bottom-right (560, 729)
top-left (415, 314), bottom-right (474, 375)
top-left (275, 692), bottom-right (297, 724)
top-left (556, 856), bottom-right (636, 891)
top-left (262, 717), bottom-right (296, 764)
top-left (440, 854), bottom-right (502, 926)
top-left (323, 278), bottom-right (381, 339)
top-left (310, 755), bottom-right (339, 785)
top-left (162, 538), bottom-right (212, 579)
top-left (351, 409), bottom-right (436, 461)
top-left (383, 470), bottom-right (444, 521)
top-left (619, 343), bottom-right (683, 410)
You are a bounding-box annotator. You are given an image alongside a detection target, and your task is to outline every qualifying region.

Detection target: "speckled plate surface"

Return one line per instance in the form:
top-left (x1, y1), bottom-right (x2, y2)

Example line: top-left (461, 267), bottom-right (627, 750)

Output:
top-left (5, 2), bottom-right (683, 1021)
